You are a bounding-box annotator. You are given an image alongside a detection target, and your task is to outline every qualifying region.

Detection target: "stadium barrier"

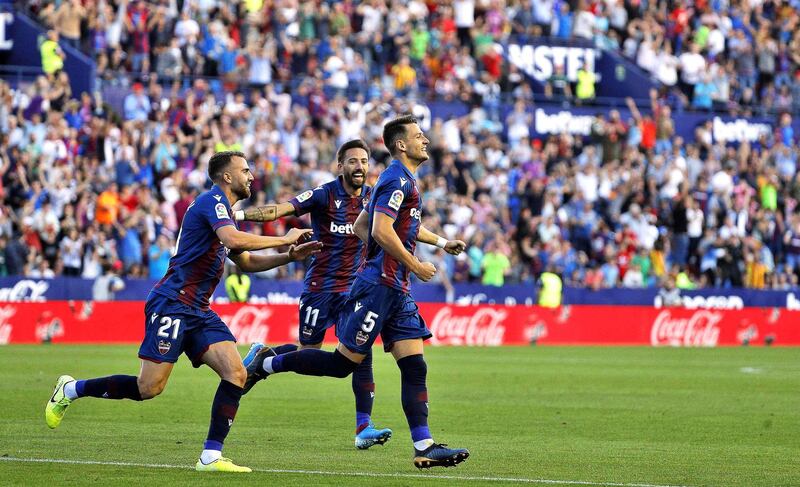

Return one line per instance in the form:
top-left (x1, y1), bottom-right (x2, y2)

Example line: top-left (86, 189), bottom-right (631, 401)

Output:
top-left (2, 277), bottom-right (800, 308)
top-left (1, 301), bottom-right (798, 347)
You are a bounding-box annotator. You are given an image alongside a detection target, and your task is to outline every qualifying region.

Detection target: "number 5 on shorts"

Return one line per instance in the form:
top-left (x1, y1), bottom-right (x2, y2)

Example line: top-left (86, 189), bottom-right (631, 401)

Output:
top-left (361, 311), bottom-right (379, 333)
top-left (157, 316), bottom-right (181, 340)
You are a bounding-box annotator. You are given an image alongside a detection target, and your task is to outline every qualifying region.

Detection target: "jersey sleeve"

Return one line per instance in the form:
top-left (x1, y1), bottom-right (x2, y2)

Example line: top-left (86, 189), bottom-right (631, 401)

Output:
top-left (372, 178), bottom-right (404, 220)
top-left (198, 197), bottom-right (236, 231)
top-left (289, 186), bottom-right (327, 216)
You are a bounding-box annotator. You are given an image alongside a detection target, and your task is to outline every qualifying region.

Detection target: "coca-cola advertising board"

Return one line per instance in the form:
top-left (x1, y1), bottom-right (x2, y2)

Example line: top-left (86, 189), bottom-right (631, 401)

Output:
top-left (0, 302), bottom-right (798, 346)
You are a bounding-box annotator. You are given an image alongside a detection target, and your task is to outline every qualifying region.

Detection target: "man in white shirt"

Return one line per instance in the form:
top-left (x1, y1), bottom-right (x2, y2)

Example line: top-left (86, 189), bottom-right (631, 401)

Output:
top-left (679, 43), bottom-right (706, 98)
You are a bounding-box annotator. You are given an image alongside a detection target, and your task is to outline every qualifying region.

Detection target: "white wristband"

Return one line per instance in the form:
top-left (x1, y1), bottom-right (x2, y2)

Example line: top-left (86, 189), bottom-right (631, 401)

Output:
top-left (234, 210), bottom-right (244, 221)
top-left (436, 237), bottom-right (447, 249)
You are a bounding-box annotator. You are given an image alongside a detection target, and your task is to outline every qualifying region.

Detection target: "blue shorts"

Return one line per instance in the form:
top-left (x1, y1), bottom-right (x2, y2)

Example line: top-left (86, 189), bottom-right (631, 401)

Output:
top-left (336, 277), bottom-right (431, 354)
top-left (298, 291), bottom-right (348, 345)
top-left (138, 293), bottom-right (236, 368)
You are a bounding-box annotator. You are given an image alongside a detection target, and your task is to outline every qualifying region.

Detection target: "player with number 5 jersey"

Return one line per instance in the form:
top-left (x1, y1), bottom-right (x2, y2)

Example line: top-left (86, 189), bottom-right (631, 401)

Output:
top-left (244, 116), bottom-right (471, 469)
top-left (235, 139), bottom-right (392, 449)
top-left (44, 151), bottom-right (321, 473)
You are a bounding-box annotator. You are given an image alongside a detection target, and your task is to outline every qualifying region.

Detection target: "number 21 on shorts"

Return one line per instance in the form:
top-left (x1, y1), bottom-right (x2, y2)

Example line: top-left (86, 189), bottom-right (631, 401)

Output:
top-left (157, 316), bottom-right (181, 340)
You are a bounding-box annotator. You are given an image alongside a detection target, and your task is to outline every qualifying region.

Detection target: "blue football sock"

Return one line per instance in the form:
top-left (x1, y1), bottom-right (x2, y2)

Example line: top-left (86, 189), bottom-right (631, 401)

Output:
top-left (352, 349), bottom-right (375, 430)
top-left (397, 354), bottom-right (431, 443)
top-left (272, 349), bottom-right (357, 378)
top-left (272, 343), bottom-right (298, 355)
top-left (76, 375), bottom-right (142, 401)
top-left (205, 380), bottom-right (243, 450)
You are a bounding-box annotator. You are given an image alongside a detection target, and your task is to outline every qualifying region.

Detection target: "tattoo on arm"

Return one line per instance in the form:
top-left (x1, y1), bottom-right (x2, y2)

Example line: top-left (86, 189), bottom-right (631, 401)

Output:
top-left (243, 205), bottom-right (278, 222)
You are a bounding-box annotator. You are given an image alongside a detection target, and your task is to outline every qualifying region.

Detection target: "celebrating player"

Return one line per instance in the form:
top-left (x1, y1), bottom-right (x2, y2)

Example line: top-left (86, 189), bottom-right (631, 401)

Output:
top-left (45, 151), bottom-right (321, 473)
top-left (243, 116), bottom-right (471, 469)
top-left (236, 139), bottom-right (393, 449)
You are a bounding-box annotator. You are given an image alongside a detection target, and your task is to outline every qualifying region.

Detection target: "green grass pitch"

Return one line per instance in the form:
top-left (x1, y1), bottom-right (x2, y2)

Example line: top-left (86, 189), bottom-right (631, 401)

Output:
top-left (1, 345), bottom-right (798, 486)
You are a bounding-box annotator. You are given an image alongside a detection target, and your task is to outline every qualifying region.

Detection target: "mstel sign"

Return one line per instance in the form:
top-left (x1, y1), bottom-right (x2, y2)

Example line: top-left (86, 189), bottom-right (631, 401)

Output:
top-left (0, 302), bottom-right (798, 347)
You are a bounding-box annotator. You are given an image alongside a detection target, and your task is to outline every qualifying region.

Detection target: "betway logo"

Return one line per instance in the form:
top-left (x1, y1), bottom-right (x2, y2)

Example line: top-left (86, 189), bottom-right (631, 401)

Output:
top-left (0, 280), bottom-right (50, 302)
top-left (712, 117), bottom-right (771, 143)
top-left (654, 295), bottom-right (744, 310)
top-left (330, 221), bottom-right (355, 235)
top-left (534, 109), bottom-right (593, 136)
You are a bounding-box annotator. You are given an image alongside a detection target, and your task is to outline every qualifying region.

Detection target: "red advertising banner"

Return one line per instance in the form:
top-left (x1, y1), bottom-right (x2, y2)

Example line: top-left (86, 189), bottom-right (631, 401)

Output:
top-left (0, 301), bottom-right (798, 347)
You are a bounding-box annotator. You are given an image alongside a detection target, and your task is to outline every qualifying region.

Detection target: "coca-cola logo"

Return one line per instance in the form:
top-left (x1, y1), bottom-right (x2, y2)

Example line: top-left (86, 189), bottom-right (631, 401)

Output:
top-left (428, 307), bottom-right (507, 346)
top-left (218, 306), bottom-right (271, 344)
top-left (650, 310), bottom-right (722, 347)
top-left (0, 305), bottom-right (15, 344)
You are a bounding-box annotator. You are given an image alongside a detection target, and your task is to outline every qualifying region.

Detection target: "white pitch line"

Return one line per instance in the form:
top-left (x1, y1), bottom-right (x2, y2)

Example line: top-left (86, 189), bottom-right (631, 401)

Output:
top-left (0, 456), bottom-right (696, 487)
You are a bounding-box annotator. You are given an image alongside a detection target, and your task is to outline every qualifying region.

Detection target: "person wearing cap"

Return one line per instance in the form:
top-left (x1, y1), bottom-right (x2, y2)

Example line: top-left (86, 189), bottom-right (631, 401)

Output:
top-left (123, 82), bottom-right (150, 122)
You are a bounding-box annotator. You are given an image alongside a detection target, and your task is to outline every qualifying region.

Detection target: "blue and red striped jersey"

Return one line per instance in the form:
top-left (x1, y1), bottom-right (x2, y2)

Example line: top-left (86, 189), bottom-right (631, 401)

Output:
top-left (359, 160), bottom-right (421, 293)
top-left (290, 176), bottom-right (372, 293)
top-left (151, 185), bottom-right (237, 310)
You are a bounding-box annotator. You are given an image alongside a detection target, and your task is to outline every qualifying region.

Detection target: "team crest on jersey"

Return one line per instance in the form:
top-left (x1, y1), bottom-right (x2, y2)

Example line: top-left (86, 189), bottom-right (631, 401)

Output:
top-left (158, 340), bottom-right (171, 355)
top-left (215, 203), bottom-right (228, 219)
top-left (296, 190), bottom-right (313, 203)
top-left (355, 331), bottom-right (370, 346)
top-left (302, 327), bottom-right (313, 338)
top-left (388, 190), bottom-right (404, 211)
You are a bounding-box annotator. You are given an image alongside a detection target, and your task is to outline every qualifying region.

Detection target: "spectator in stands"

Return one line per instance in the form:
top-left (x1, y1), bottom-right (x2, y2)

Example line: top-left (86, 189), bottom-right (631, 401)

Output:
top-left (481, 240), bottom-right (511, 287)
top-left (225, 266), bottom-right (251, 303)
top-left (39, 30), bottom-right (65, 77)
top-left (92, 260), bottom-right (126, 301)
top-left (50, 0), bottom-right (85, 50)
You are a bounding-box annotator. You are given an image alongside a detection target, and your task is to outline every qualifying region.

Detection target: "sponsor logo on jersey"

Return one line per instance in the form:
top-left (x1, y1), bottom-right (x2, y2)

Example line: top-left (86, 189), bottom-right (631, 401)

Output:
top-left (151, 313), bottom-right (157, 324)
top-left (354, 301), bottom-right (363, 312)
top-left (302, 326), bottom-right (313, 338)
top-left (213, 194), bottom-right (222, 201)
top-left (329, 221), bottom-right (355, 235)
top-left (400, 177), bottom-right (408, 187)
top-left (158, 339), bottom-right (171, 355)
top-left (296, 190), bottom-right (313, 203)
top-left (334, 200), bottom-right (342, 208)
top-left (355, 330), bottom-right (370, 346)
top-left (388, 190), bottom-right (404, 211)
top-left (215, 203), bottom-right (228, 219)
top-left (410, 208), bottom-right (422, 220)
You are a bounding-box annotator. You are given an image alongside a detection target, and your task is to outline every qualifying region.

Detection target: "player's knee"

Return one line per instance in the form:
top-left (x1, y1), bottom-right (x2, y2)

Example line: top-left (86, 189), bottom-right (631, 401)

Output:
top-left (397, 354), bottom-right (427, 382)
top-left (137, 377), bottom-right (166, 400)
top-left (331, 350), bottom-right (359, 378)
top-left (225, 364), bottom-right (247, 388)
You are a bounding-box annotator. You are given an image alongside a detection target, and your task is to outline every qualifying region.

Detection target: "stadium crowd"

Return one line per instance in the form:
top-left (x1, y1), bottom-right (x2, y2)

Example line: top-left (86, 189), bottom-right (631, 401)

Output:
top-left (1, 0), bottom-right (800, 291)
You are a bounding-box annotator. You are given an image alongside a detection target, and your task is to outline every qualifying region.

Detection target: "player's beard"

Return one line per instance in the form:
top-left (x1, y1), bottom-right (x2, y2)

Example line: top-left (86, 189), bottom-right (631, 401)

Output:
top-left (344, 169), bottom-right (365, 189)
top-left (234, 181), bottom-right (251, 200)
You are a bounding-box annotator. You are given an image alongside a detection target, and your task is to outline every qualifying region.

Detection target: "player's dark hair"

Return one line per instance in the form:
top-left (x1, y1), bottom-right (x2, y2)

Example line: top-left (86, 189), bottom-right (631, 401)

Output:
top-left (337, 139), bottom-right (371, 164)
top-left (382, 115), bottom-right (418, 156)
top-left (208, 151), bottom-right (246, 182)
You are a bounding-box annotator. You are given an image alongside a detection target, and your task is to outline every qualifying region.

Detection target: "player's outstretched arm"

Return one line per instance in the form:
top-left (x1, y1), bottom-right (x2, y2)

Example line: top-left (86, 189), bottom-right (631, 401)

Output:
top-left (353, 210), bottom-right (370, 243)
top-left (228, 241), bottom-right (323, 273)
top-left (372, 212), bottom-right (436, 281)
top-left (417, 225), bottom-right (467, 256)
top-left (216, 226), bottom-right (313, 252)
top-left (233, 202), bottom-right (296, 222)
